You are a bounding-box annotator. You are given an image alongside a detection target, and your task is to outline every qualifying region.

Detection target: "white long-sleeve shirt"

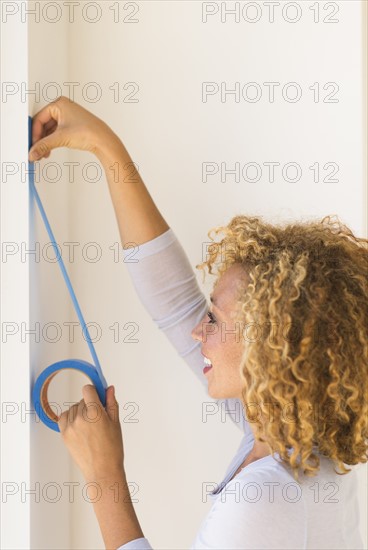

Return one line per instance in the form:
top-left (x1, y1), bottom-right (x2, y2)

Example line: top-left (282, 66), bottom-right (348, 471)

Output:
top-left (116, 227), bottom-right (365, 550)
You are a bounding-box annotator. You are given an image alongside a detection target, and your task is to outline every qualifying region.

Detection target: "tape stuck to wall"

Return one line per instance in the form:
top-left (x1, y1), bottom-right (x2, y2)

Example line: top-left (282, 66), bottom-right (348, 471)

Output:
top-left (28, 115), bottom-right (108, 432)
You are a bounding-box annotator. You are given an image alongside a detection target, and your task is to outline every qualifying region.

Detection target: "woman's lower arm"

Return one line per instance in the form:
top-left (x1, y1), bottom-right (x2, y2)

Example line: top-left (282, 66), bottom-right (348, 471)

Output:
top-left (94, 132), bottom-right (170, 249)
top-left (88, 470), bottom-right (145, 550)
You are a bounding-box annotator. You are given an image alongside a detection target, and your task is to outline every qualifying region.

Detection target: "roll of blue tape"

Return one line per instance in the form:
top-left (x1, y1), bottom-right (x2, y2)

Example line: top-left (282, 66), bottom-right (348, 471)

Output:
top-left (33, 360), bottom-right (107, 432)
top-left (28, 115), bottom-right (108, 433)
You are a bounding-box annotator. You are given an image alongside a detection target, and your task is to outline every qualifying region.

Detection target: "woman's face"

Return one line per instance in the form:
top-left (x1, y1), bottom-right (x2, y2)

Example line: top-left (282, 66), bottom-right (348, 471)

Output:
top-left (191, 263), bottom-right (249, 400)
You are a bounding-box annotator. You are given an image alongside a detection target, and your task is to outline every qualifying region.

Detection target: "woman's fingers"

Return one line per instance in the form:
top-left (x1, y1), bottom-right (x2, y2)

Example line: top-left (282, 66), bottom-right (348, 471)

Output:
top-left (29, 100), bottom-right (65, 160)
top-left (29, 128), bottom-right (66, 160)
top-left (44, 118), bottom-right (58, 136)
top-left (29, 96), bottom-right (117, 162)
top-left (31, 98), bottom-right (63, 146)
top-left (58, 400), bottom-right (81, 432)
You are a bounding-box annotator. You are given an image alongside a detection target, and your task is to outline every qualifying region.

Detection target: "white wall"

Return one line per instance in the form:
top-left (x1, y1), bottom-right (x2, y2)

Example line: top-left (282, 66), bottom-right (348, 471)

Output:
top-left (27, 8), bottom-right (72, 550)
top-left (2, 1), bottom-right (365, 548)
top-left (0, 8), bottom-right (30, 549)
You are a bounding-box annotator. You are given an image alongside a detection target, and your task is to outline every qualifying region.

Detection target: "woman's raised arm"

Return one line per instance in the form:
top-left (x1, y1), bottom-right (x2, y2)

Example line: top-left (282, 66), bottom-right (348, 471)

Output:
top-left (29, 97), bottom-right (249, 436)
top-left (29, 96), bottom-right (170, 248)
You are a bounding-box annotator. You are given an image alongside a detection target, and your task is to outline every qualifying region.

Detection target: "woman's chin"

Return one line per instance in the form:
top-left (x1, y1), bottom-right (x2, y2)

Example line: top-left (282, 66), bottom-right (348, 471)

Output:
top-left (207, 386), bottom-right (224, 400)
top-left (206, 385), bottom-right (216, 399)
top-left (207, 385), bottom-right (242, 400)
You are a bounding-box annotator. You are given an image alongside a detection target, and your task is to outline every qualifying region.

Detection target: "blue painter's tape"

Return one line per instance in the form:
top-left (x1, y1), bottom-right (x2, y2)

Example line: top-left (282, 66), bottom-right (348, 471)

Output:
top-left (32, 359), bottom-right (107, 432)
top-left (28, 115), bottom-right (108, 433)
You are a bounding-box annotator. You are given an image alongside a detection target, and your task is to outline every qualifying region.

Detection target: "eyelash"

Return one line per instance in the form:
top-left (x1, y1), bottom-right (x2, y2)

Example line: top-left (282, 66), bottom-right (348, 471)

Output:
top-left (207, 310), bottom-right (217, 324)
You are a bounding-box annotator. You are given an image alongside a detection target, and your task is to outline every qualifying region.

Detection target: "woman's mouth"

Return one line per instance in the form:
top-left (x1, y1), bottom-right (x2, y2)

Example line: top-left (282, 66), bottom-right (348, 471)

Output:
top-left (203, 356), bottom-right (213, 375)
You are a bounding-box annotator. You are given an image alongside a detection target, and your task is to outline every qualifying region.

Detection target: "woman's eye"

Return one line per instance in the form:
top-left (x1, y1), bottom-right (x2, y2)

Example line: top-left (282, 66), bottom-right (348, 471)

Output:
top-left (207, 310), bottom-right (216, 324)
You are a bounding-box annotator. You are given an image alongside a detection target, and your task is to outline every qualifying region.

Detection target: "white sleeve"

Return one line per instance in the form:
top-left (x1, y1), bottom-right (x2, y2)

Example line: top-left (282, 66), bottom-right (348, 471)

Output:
top-left (122, 228), bottom-right (251, 436)
top-left (117, 537), bottom-right (153, 550)
top-left (123, 227), bottom-right (209, 390)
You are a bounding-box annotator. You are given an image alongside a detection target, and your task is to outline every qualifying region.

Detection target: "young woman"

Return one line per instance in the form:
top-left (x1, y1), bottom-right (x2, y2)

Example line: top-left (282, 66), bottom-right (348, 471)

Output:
top-left (29, 97), bottom-right (367, 550)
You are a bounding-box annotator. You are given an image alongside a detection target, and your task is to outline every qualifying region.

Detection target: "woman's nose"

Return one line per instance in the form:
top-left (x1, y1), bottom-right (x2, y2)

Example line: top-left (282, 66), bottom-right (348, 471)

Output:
top-left (191, 319), bottom-right (203, 342)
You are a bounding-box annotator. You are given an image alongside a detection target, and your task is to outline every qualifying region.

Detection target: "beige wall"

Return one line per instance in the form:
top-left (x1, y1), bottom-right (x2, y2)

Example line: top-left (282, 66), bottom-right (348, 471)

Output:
top-left (28, 9), bottom-right (72, 550)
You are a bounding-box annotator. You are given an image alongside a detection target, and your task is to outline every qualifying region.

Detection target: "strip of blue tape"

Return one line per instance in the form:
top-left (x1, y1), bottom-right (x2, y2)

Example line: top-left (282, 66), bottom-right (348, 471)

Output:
top-left (29, 116), bottom-right (108, 432)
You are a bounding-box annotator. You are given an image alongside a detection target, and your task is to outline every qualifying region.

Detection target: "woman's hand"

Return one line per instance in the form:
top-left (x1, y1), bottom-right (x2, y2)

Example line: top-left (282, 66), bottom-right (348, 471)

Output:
top-left (28, 96), bottom-right (122, 162)
top-left (57, 384), bottom-right (125, 482)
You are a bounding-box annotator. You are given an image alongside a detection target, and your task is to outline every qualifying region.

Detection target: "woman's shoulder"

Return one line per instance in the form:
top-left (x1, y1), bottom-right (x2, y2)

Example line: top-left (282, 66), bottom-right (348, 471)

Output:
top-left (230, 449), bottom-right (362, 505)
top-left (227, 448), bottom-right (356, 494)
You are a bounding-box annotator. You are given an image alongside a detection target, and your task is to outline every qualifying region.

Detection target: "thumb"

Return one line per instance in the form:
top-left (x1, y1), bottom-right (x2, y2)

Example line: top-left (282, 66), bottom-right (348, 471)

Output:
top-left (29, 129), bottom-right (66, 161)
top-left (106, 385), bottom-right (119, 422)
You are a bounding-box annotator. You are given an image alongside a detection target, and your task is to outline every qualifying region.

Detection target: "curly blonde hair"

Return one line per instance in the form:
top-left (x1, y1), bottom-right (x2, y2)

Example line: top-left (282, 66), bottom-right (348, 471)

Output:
top-left (196, 214), bottom-right (368, 483)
